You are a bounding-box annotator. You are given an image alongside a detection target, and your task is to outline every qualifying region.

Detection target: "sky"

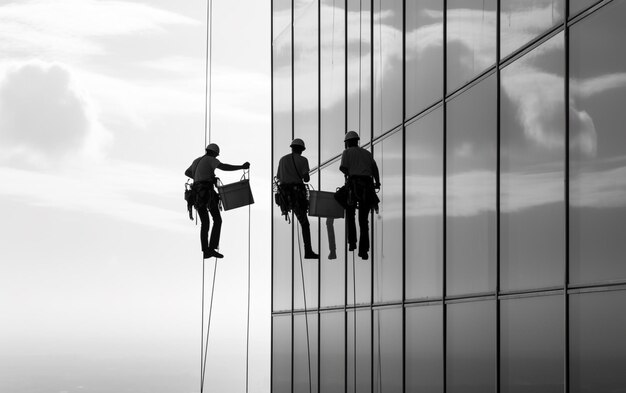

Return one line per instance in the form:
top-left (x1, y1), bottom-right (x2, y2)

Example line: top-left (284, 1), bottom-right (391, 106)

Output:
top-left (0, 1), bottom-right (271, 392)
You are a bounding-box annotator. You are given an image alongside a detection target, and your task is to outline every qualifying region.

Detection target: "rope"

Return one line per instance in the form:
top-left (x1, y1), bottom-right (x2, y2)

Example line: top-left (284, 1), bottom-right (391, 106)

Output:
top-left (200, 1), bottom-right (213, 391)
top-left (201, 259), bottom-right (218, 392)
top-left (246, 170), bottom-right (252, 393)
top-left (352, 250), bottom-right (357, 393)
top-left (296, 223), bottom-right (313, 393)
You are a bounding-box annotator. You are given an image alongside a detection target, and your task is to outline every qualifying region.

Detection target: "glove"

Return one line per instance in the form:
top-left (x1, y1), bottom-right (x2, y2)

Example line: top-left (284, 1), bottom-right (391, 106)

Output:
top-left (242, 162), bottom-right (250, 169)
top-left (374, 182), bottom-right (381, 190)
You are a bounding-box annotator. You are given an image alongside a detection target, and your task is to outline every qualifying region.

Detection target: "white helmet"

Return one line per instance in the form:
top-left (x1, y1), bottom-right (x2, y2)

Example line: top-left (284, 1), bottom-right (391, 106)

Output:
top-left (344, 131), bottom-right (360, 142)
top-left (290, 138), bottom-right (306, 150)
top-left (206, 143), bottom-right (220, 155)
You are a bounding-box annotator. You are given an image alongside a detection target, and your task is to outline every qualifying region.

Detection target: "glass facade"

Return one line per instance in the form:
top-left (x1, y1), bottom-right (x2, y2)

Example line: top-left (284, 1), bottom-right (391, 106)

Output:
top-left (272, 0), bottom-right (626, 391)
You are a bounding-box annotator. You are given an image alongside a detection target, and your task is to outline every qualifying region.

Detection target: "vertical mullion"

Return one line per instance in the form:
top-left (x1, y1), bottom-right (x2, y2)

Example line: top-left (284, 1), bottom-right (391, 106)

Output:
top-left (270, 0), bottom-right (275, 391)
top-left (401, 0), bottom-right (406, 392)
top-left (317, 2), bottom-right (322, 392)
top-left (442, 1), bottom-right (448, 392)
top-left (290, 2), bottom-right (295, 392)
top-left (344, 1), bottom-right (350, 392)
top-left (564, 1), bottom-right (571, 392)
top-left (370, 1), bottom-right (375, 391)
top-left (496, 0), bottom-right (502, 392)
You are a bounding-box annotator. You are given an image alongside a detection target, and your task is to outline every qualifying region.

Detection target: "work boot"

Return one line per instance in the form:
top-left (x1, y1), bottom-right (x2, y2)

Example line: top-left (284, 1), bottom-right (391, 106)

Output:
top-left (348, 243), bottom-right (356, 252)
top-left (328, 249), bottom-right (337, 260)
top-left (304, 247), bottom-right (319, 259)
top-left (204, 249), bottom-right (224, 259)
top-left (358, 251), bottom-right (368, 260)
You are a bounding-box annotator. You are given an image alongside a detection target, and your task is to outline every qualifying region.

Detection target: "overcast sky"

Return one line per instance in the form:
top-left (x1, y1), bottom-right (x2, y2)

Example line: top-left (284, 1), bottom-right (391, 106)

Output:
top-left (0, 1), bottom-right (271, 392)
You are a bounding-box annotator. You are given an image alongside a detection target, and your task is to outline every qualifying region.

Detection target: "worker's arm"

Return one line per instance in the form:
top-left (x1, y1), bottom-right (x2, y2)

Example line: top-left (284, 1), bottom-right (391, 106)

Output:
top-left (372, 160), bottom-right (381, 189)
top-left (218, 162), bottom-right (250, 171)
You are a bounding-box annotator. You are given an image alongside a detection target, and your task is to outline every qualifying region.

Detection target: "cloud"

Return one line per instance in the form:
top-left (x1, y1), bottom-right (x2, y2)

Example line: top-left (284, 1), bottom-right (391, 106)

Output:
top-left (0, 0), bottom-right (198, 58)
top-left (0, 61), bottom-right (110, 168)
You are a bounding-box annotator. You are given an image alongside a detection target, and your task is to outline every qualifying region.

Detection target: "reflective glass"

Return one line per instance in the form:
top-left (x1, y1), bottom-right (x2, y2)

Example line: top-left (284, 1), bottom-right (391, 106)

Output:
top-left (569, 0), bottom-right (601, 17)
top-left (406, 108), bottom-right (443, 300)
top-left (320, 311), bottom-right (345, 393)
top-left (447, 300), bottom-right (496, 393)
top-left (446, 75), bottom-right (497, 296)
top-left (569, 1), bottom-right (626, 284)
top-left (446, 0), bottom-right (497, 93)
top-left (273, 0), bottom-right (292, 41)
top-left (500, 0), bottom-right (564, 59)
top-left (321, 0), bottom-right (347, 162)
top-left (348, 0), bottom-right (372, 146)
top-left (320, 165), bottom-right (346, 308)
top-left (500, 33), bottom-right (565, 291)
top-left (273, 212), bottom-right (292, 312)
top-left (501, 295), bottom-right (564, 393)
top-left (373, 0), bottom-right (403, 136)
top-left (373, 307), bottom-right (402, 393)
top-left (405, 0), bottom-right (443, 117)
top-left (373, 131), bottom-right (403, 303)
top-left (272, 315), bottom-right (291, 393)
top-left (294, 0), bottom-right (319, 161)
top-left (570, 290), bottom-right (626, 393)
top-left (294, 171), bottom-right (319, 311)
top-left (347, 309), bottom-right (372, 393)
top-left (406, 304), bottom-right (443, 392)
top-left (294, 312), bottom-right (318, 393)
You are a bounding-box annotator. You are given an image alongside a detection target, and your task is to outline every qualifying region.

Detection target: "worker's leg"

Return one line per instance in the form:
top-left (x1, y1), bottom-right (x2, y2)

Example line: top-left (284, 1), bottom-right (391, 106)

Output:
top-left (208, 194), bottom-right (222, 251)
top-left (326, 218), bottom-right (336, 260)
top-left (198, 205), bottom-right (210, 252)
top-left (346, 205), bottom-right (357, 251)
top-left (357, 206), bottom-right (370, 259)
top-left (295, 208), bottom-right (318, 259)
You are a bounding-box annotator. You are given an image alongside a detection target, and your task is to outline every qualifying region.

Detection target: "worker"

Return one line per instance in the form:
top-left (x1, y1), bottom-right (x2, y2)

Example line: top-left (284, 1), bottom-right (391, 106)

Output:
top-left (185, 143), bottom-right (250, 259)
top-left (340, 131), bottom-right (380, 260)
top-left (276, 138), bottom-right (319, 259)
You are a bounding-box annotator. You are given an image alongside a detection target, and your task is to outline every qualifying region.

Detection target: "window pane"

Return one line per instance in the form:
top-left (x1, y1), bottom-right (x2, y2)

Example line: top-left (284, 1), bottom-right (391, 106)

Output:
top-left (569, 1), bottom-right (626, 284)
top-left (373, 0), bottom-right (403, 136)
top-left (374, 131), bottom-right (403, 303)
top-left (569, 0), bottom-right (601, 17)
top-left (406, 0), bottom-right (443, 117)
top-left (294, 171), bottom-right (319, 311)
top-left (294, 312), bottom-right (318, 393)
top-left (501, 295), bottom-right (564, 393)
top-left (406, 304), bottom-right (443, 392)
top-left (447, 300), bottom-right (496, 393)
top-left (272, 315), bottom-right (291, 393)
top-left (294, 0), bottom-right (319, 163)
top-left (321, 0), bottom-right (347, 163)
top-left (446, 75), bottom-right (497, 296)
top-left (570, 290), bottom-right (626, 393)
top-left (500, 33), bottom-right (565, 291)
top-left (320, 165), bottom-right (346, 308)
top-left (273, 213), bottom-right (292, 312)
top-left (406, 108), bottom-right (443, 300)
top-left (446, 0), bottom-right (497, 93)
top-left (373, 307), bottom-right (402, 393)
top-left (320, 311), bottom-right (345, 393)
top-left (347, 309), bottom-right (372, 393)
top-left (500, 0), bottom-right (564, 59)
top-left (348, 0), bottom-right (372, 145)
top-left (273, 0), bottom-right (292, 42)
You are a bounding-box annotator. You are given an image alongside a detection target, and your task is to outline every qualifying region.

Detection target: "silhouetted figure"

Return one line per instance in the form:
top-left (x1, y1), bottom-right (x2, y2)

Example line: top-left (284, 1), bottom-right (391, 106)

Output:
top-left (326, 218), bottom-right (337, 260)
top-left (186, 143), bottom-right (250, 259)
top-left (340, 131), bottom-right (380, 260)
top-left (276, 139), bottom-right (319, 259)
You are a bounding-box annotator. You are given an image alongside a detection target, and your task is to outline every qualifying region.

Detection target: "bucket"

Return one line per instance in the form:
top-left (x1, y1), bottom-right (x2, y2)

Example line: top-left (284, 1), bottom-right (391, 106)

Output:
top-left (308, 190), bottom-right (344, 218)
top-left (217, 176), bottom-right (254, 211)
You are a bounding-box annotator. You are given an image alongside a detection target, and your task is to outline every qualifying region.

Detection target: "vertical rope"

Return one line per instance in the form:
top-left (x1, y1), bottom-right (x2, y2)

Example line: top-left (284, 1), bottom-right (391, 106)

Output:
top-left (200, 1), bottom-right (213, 391)
top-left (246, 170), bottom-right (252, 393)
top-left (201, 260), bottom-right (218, 389)
top-left (296, 224), bottom-right (313, 393)
top-left (352, 250), bottom-right (357, 393)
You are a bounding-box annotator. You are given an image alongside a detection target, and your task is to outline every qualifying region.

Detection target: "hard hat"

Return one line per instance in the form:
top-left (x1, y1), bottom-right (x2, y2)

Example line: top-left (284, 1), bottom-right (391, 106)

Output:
top-left (344, 131), bottom-right (360, 141)
top-left (206, 143), bottom-right (220, 155)
top-left (290, 138), bottom-right (306, 150)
